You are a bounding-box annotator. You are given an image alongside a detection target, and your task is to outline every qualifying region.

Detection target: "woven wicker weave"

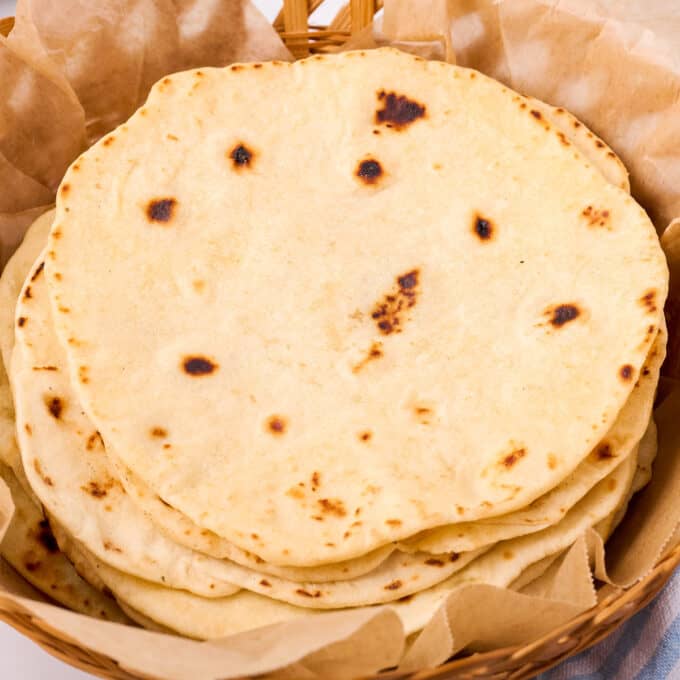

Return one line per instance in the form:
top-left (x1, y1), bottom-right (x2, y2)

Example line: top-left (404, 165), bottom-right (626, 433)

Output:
top-left (1, 4), bottom-right (680, 678)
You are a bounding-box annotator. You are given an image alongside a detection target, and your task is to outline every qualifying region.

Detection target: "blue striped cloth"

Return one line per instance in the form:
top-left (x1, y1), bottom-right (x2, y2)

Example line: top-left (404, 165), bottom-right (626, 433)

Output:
top-left (541, 568), bottom-right (680, 679)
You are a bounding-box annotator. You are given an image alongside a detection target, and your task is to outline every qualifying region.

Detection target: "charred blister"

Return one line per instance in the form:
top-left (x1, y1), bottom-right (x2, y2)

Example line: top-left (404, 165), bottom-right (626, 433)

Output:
top-left (473, 214), bottom-right (495, 241)
top-left (229, 143), bottom-right (255, 169)
top-left (371, 269), bottom-right (421, 336)
top-left (266, 415), bottom-right (288, 436)
top-left (356, 158), bottom-right (384, 185)
top-left (375, 90), bottom-right (426, 130)
top-left (384, 579), bottom-right (403, 590)
top-left (594, 442), bottom-right (614, 460)
top-left (640, 290), bottom-right (658, 314)
top-left (317, 498), bottom-right (347, 517)
top-left (31, 262), bottom-right (45, 282)
top-left (182, 355), bottom-right (218, 376)
top-left (500, 446), bottom-right (527, 469)
top-left (150, 427), bottom-right (168, 438)
top-left (44, 395), bottom-right (65, 420)
top-left (619, 364), bottom-right (634, 382)
top-left (548, 303), bottom-right (581, 328)
top-left (147, 198), bottom-right (177, 223)
top-left (581, 206), bottom-right (611, 229)
top-left (352, 341), bottom-right (384, 373)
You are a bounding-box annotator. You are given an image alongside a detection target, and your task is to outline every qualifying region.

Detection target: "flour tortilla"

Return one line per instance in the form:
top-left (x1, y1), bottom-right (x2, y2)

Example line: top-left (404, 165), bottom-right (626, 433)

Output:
top-left (0, 210), bottom-right (54, 495)
top-left (525, 97), bottom-right (629, 192)
top-left (12, 258), bottom-right (489, 608)
top-left (0, 461), bottom-right (129, 622)
top-left (110, 456), bottom-right (397, 583)
top-left (47, 48), bottom-right (667, 565)
top-left (86, 88), bottom-right (640, 571)
top-left (51, 453), bottom-right (636, 639)
top-left (400, 330), bottom-right (664, 554)
top-left (0, 209), bottom-right (54, 368)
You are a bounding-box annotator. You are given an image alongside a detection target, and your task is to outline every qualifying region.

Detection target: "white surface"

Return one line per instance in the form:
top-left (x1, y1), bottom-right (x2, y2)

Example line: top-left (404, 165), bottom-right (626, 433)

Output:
top-left (0, 0), bottom-right (350, 678)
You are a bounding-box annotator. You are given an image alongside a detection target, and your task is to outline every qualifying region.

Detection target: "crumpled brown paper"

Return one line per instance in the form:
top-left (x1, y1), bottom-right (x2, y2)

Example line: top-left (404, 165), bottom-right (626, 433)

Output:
top-left (0, 0), bottom-right (291, 266)
top-left (1, 1), bottom-right (680, 678)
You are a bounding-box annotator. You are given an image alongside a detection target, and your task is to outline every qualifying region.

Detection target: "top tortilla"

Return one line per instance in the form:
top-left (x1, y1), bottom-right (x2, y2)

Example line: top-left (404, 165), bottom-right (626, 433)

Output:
top-left (46, 48), bottom-right (667, 565)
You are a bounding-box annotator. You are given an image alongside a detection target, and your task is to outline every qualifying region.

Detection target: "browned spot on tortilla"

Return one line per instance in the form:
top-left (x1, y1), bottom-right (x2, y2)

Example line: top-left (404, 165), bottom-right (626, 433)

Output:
top-left (24, 423), bottom-right (32, 435)
top-left (86, 431), bottom-right (104, 451)
top-left (375, 91), bottom-right (426, 130)
top-left (456, 506), bottom-right (464, 516)
top-left (81, 478), bottom-right (118, 499)
top-left (371, 269), bottom-right (420, 335)
top-left (318, 498), bottom-right (347, 517)
top-left (103, 541), bottom-right (122, 553)
top-left (229, 143), bottom-right (254, 169)
top-left (384, 580), bottom-right (403, 590)
top-left (530, 110), bottom-right (542, 120)
top-left (102, 136), bottom-right (115, 147)
top-left (595, 140), bottom-right (605, 148)
top-left (182, 355), bottom-right (218, 376)
top-left (398, 594), bottom-right (414, 602)
top-left (166, 133), bottom-right (179, 141)
top-left (425, 558), bottom-right (444, 567)
top-left (78, 366), bottom-right (89, 384)
top-left (386, 519), bottom-right (402, 527)
top-left (311, 515), bottom-right (324, 521)
top-left (310, 471), bottom-right (321, 491)
top-left (60, 183), bottom-right (70, 197)
top-left (254, 63), bottom-right (263, 69)
top-left (17, 317), bottom-right (26, 327)
top-left (147, 198), bottom-right (177, 223)
top-left (296, 589), bottom-right (322, 598)
top-left (520, 102), bottom-right (527, 110)
top-left (607, 150), bottom-right (616, 158)
top-left (640, 290), bottom-right (658, 314)
top-left (150, 427), bottom-right (168, 438)
top-left (32, 366), bottom-right (58, 371)
top-left (359, 430), bottom-right (372, 442)
top-left (547, 453), bottom-right (558, 470)
top-left (33, 459), bottom-right (53, 487)
top-left (557, 131), bottom-right (570, 147)
top-left (192, 280), bottom-right (205, 293)
top-left (163, 443), bottom-right (171, 449)
top-left (31, 262), bottom-right (45, 281)
top-left (473, 214), bottom-right (494, 241)
top-left (372, 129), bottom-right (380, 135)
top-left (501, 447), bottom-right (527, 468)
top-left (353, 341), bottom-right (384, 373)
top-left (619, 364), bottom-right (634, 381)
top-left (286, 486), bottom-right (304, 500)
top-left (356, 158), bottom-right (383, 185)
top-left (642, 367), bottom-right (651, 377)
top-left (608, 478), bottom-right (617, 491)
top-left (44, 395), bottom-right (64, 420)
top-left (503, 550), bottom-right (514, 560)
top-left (596, 442), bottom-right (614, 460)
top-left (260, 579), bottom-right (271, 587)
top-left (581, 205), bottom-right (611, 228)
top-left (546, 303), bottom-right (581, 328)
top-left (267, 415), bottom-right (287, 435)
top-left (36, 520), bottom-right (59, 553)
top-left (53, 272), bottom-right (62, 281)
top-left (23, 286), bottom-right (32, 300)
top-left (230, 64), bottom-right (243, 72)
top-left (351, 521), bottom-right (362, 528)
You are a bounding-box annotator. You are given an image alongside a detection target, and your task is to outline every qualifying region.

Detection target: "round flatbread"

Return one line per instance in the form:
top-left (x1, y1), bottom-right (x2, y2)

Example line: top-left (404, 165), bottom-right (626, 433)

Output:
top-left (47, 48), bottom-right (667, 565)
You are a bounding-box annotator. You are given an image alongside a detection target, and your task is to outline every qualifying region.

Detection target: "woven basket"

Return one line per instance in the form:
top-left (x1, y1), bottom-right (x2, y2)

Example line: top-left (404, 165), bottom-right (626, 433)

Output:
top-left (1, 3), bottom-right (680, 679)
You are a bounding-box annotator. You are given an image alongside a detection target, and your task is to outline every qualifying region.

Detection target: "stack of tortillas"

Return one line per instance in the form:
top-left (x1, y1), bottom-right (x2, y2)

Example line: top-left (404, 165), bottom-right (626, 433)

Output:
top-left (0, 48), bottom-right (669, 639)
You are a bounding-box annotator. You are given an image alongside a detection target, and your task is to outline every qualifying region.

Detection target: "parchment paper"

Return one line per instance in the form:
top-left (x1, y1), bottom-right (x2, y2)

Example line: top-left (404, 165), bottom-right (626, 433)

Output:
top-left (1, 1), bottom-right (680, 678)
